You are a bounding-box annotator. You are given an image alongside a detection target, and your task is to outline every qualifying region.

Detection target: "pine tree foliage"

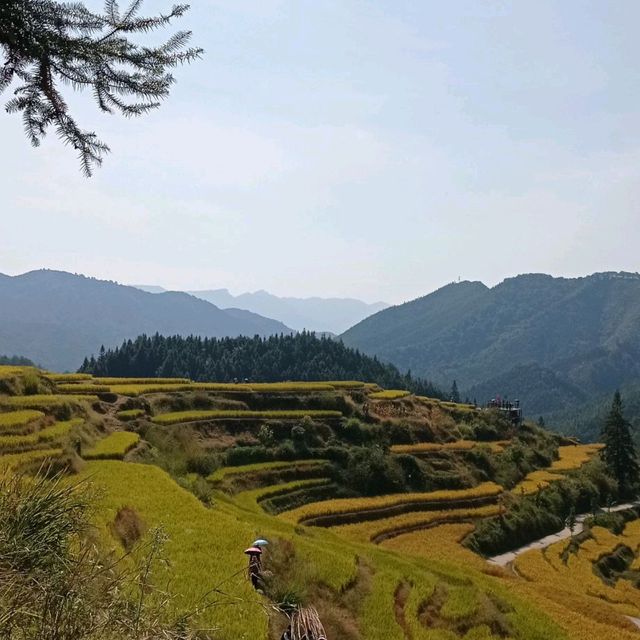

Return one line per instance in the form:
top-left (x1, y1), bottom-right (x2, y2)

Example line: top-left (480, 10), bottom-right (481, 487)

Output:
top-left (79, 332), bottom-right (444, 397)
top-left (450, 379), bottom-right (460, 403)
top-left (0, 0), bottom-right (202, 175)
top-left (601, 390), bottom-right (640, 496)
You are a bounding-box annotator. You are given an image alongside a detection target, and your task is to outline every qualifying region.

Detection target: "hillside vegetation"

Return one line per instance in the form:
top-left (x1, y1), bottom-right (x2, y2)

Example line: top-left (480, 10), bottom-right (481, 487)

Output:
top-left (341, 272), bottom-right (640, 436)
top-left (0, 364), bottom-right (634, 640)
top-left (79, 332), bottom-right (443, 397)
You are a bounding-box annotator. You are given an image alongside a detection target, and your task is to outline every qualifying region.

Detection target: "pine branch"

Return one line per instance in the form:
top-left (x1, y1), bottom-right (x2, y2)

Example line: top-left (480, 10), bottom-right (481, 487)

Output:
top-left (0, 0), bottom-right (202, 175)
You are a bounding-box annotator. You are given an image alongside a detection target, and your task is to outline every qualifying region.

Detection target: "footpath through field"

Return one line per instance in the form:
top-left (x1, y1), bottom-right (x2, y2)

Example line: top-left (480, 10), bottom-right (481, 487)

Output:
top-left (488, 501), bottom-right (640, 566)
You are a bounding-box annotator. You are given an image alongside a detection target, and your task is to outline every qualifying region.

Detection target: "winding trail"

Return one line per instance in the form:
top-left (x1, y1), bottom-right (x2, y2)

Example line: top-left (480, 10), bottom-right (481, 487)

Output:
top-left (487, 502), bottom-right (639, 567)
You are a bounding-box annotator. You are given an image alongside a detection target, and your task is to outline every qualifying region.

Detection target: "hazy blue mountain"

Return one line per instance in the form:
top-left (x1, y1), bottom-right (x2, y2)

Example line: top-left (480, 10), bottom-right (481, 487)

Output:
top-left (341, 272), bottom-right (640, 434)
top-left (0, 271), bottom-right (291, 371)
top-left (133, 285), bottom-right (388, 334)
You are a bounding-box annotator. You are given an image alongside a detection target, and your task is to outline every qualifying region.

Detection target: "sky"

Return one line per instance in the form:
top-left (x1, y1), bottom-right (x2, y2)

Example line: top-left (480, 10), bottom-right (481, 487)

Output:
top-left (1, 0), bottom-right (639, 304)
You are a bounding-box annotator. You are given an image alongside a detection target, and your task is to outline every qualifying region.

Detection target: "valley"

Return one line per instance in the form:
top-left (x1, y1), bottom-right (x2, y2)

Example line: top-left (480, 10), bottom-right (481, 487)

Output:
top-left (1, 364), bottom-right (636, 639)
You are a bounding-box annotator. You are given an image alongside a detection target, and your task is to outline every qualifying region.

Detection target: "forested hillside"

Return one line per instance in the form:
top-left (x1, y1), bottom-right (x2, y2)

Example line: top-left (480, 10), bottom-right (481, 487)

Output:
top-left (342, 272), bottom-right (640, 432)
top-left (79, 332), bottom-right (443, 397)
top-left (0, 270), bottom-right (291, 371)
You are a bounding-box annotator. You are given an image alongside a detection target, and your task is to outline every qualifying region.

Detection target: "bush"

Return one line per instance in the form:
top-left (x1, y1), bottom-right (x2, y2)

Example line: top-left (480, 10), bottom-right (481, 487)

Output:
top-left (185, 452), bottom-right (219, 477)
top-left (342, 446), bottom-right (405, 495)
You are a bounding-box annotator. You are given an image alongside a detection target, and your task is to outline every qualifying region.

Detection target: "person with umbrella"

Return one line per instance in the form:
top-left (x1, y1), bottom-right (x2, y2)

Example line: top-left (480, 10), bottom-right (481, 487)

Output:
top-left (244, 544), bottom-right (266, 590)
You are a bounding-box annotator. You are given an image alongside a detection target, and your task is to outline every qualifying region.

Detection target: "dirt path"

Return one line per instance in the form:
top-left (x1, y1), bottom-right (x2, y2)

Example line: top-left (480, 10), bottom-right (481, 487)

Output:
top-left (487, 502), bottom-right (639, 567)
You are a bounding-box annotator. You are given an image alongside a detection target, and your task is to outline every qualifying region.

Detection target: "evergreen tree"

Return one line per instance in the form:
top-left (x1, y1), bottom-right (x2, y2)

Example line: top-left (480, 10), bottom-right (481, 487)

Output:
top-left (450, 379), bottom-right (460, 403)
top-left (78, 332), bottom-right (445, 398)
top-left (601, 390), bottom-right (640, 497)
top-left (0, 0), bottom-right (201, 175)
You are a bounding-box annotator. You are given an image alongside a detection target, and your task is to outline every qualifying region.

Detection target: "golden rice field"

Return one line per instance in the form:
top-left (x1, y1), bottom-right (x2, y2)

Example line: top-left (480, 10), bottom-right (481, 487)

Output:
top-left (107, 381), bottom-right (347, 396)
top-left (77, 460), bottom-right (573, 640)
top-left (0, 418), bottom-right (83, 452)
top-left (84, 431), bottom-right (141, 460)
top-left (0, 394), bottom-right (98, 409)
top-left (208, 458), bottom-right (330, 483)
top-left (513, 444), bottom-right (603, 494)
top-left (76, 461), bottom-right (360, 638)
top-left (0, 369), bottom-right (627, 640)
top-left (391, 440), bottom-right (509, 454)
top-left (333, 504), bottom-right (503, 545)
top-left (380, 522), bottom-right (496, 572)
top-left (94, 377), bottom-right (191, 385)
top-left (234, 478), bottom-right (333, 511)
top-left (512, 521), bottom-right (640, 639)
top-left (115, 408), bottom-right (146, 420)
top-left (57, 383), bottom-right (111, 393)
top-left (0, 365), bottom-right (40, 379)
top-left (152, 409), bottom-right (342, 425)
top-left (44, 373), bottom-right (94, 382)
top-left (0, 409), bottom-right (44, 432)
top-left (280, 482), bottom-right (503, 525)
top-left (550, 443), bottom-right (604, 471)
top-left (369, 389), bottom-right (411, 400)
top-left (0, 447), bottom-right (63, 473)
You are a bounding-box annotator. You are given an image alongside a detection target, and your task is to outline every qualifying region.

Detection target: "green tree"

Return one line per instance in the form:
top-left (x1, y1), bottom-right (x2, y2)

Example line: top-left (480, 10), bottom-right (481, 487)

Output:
top-left (450, 379), bottom-right (460, 403)
top-left (566, 507), bottom-right (577, 537)
top-left (0, 0), bottom-right (201, 175)
top-left (601, 390), bottom-right (640, 497)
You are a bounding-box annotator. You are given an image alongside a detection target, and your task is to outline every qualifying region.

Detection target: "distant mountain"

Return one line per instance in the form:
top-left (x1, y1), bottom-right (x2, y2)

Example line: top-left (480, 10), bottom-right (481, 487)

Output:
top-left (0, 270), bottom-right (291, 371)
top-left (341, 272), bottom-right (640, 434)
top-left (133, 285), bottom-right (388, 334)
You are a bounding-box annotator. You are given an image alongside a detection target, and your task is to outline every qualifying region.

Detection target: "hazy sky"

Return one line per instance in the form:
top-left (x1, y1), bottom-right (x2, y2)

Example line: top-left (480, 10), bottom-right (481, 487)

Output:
top-left (2, 1), bottom-right (639, 304)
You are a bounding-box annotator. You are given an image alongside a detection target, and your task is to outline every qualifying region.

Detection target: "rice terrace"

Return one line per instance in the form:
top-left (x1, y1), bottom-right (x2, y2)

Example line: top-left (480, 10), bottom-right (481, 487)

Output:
top-left (1, 363), bottom-right (637, 640)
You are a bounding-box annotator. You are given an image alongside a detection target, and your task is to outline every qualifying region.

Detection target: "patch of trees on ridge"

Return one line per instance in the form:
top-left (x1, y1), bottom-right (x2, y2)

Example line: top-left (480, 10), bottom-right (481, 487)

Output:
top-left (79, 332), bottom-right (443, 398)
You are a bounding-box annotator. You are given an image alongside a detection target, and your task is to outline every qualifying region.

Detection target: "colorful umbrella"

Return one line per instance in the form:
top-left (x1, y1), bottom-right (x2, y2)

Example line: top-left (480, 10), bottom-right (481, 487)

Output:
top-left (244, 546), bottom-right (263, 555)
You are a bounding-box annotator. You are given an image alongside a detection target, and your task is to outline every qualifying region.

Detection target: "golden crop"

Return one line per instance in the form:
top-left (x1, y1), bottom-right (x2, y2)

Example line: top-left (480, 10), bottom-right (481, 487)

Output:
top-left (0, 447), bottom-right (63, 472)
top-left (152, 409), bottom-right (342, 425)
top-left (391, 440), bottom-right (509, 454)
top-left (513, 444), bottom-right (603, 494)
top-left (108, 381), bottom-right (341, 396)
top-left (45, 373), bottom-right (94, 382)
top-left (84, 431), bottom-right (140, 459)
top-left (280, 482), bottom-right (503, 525)
top-left (334, 504), bottom-right (502, 544)
top-left (368, 389), bottom-right (411, 400)
top-left (208, 459), bottom-right (329, 482)
top-left (115, 409), bottom-right (146, 420)
top-left (0, 418), bottom-right (82, 452)
top-left (234, 478), bottom-right (332, 511)
top-left (0, 410), bottom-right (44, 433)
top-left (57, 383), bottom-right (111, 393)
top-left (380, 522), bottom-right (500, 572)
top-left (550, 444), bottom-right (603, 471)
top-left (0, 394), bottom-right (98, 409)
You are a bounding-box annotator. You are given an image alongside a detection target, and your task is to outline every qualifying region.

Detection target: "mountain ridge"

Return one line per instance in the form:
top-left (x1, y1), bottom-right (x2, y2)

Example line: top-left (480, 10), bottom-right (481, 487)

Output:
top-left (341, 271), bottom-right (640, 433)
top-left (0, 270), bottom-right (292, 371)
top-left (133, 284), bottom-right (388, 334)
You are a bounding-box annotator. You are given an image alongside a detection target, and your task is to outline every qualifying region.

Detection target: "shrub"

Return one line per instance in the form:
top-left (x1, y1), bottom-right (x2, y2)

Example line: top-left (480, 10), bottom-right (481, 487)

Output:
top-left (185, 452), bottom-right (219, 477)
